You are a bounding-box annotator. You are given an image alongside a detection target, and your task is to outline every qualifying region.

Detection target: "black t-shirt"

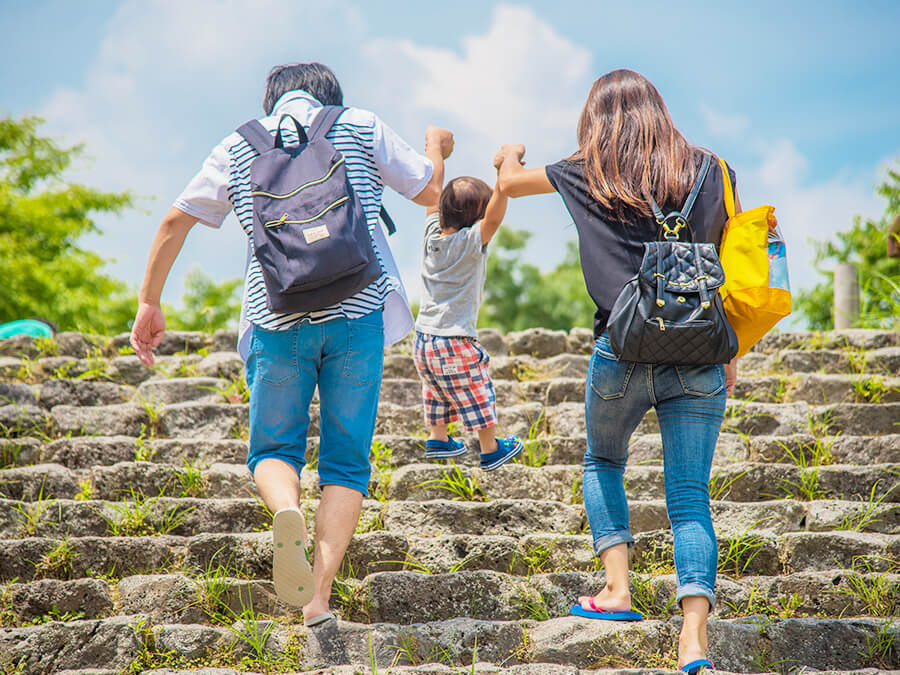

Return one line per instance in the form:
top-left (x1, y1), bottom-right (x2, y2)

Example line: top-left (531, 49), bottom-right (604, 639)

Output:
top-left (545, 155), bottom-right (736, 338)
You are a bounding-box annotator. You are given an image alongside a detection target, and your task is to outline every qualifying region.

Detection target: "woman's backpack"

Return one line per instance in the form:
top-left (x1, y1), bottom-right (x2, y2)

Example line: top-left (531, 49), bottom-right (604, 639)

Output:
top-left (236, 106), bottom-right (393, 314)
top-left (607, 153), bottom-right (739, 364)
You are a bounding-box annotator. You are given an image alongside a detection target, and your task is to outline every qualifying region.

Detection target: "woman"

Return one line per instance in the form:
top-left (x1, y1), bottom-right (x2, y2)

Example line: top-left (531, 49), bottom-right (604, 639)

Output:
top-left (494, 69), bottom-right (745, 673)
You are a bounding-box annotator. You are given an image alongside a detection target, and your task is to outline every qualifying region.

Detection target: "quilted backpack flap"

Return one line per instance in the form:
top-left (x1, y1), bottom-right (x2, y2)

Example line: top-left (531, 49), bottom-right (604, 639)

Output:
top-left (638, 242), bottom-right (726, 293)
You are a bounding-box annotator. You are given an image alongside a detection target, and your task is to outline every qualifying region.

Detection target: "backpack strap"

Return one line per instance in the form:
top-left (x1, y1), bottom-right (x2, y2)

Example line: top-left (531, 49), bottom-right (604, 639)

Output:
top-left (648, 152), bottom-right (712, 224)
top-left (379, 207), bottom-right (397, 235)
top-left (236, 119), bottom-right (274, 155)
top-left (717, 157), bottom-right (736, 219)
top-left (680, 152), bottom-right (712, 219)
top-left (309, 105), bottom-right (398, 236)
top-left (308, 105), bottom-right (347, 141)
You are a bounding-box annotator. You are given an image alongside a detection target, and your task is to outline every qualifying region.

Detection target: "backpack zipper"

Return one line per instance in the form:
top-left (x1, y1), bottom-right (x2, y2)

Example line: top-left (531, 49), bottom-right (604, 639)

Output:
top-left (263, 196), bottom-right (349, 228)
top-left (251, 158), bottom-right (345, 199)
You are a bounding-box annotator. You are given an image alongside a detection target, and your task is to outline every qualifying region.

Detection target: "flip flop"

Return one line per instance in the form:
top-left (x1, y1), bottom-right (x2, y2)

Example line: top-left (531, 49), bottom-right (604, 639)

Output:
top-left (304, 611), bottom-right (336, 627)
top-left (682, 659), bottom-right (714, 674)
top-left (569, 597), bottom-right (642, 621)
top-left (272, 508), bottom-right (314, 607)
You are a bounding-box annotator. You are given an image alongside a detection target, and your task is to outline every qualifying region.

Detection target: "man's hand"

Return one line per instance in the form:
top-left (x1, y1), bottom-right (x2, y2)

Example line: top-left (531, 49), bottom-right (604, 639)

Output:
top-left (494, 144), bottom-right (526, 169)
top-left (724, 357), bottom-right (738, 396)
top-left (425, 127), bottom-right (454, 160)
top-left (131, 302), bottom-right (166, 366)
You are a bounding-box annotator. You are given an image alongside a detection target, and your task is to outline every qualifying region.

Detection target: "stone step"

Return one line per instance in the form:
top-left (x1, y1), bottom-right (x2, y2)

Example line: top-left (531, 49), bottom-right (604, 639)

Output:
top-left (3, 431), bottom-right (897, 473)
top-left (0, 612), bottom-right (896, 673)
top-left (4, 338), bottom-right (899, 390)
top-left (2, 460), bottom-right (896, 509)
top-left (9, 370), bottom-right (898, 413)
top-left (5, 568), bottom-right (896, 628)
top-left (3, 327), bottom-right (898, 361)
top-left (32, 397), bottom-right (898, 442)
top-left (754, 329), bottom-right (900, 352)
top-left (3, 491), bottom-right (896, 541)
top-left (0, 351), bottom-right (244, 386)
top-left (3, 528), bottom-right (896, 583)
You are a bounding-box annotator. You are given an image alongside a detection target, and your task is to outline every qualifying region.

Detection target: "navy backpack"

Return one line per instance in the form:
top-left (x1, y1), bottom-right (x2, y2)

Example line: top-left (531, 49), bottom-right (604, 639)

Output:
top-left (236, 106), bottom-right (396, 313)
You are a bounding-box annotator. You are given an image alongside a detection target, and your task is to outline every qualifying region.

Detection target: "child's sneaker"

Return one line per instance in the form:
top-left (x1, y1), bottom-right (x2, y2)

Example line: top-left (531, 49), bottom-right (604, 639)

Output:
top-left (425, 435), bottom-right (467, 459)
top-left (480, 436), bottom-right (523, 471)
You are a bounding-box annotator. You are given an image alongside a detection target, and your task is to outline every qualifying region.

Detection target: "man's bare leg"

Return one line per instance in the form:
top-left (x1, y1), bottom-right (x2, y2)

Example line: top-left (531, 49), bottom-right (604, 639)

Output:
top-left (254, 457), bottom-right (302, 512)
top-left (302, 484), bottom-right (363, 622)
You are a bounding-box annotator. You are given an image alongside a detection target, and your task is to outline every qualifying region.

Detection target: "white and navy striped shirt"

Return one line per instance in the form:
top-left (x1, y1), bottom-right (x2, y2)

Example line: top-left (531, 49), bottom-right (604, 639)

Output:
top-left (174, 89), bottom-right (432, 358)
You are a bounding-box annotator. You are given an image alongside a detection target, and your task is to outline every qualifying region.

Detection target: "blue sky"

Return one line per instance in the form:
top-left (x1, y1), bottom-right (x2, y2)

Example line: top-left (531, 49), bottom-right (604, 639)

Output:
top-left (2, 1), bottom-right (899, 319)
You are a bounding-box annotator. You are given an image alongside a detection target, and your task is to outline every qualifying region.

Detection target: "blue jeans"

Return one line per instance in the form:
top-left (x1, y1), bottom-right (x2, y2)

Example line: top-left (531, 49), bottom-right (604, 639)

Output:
top-left (583, 333), bottom-right (726, 610)
top-left (245, 310), bottom-right (384, 496)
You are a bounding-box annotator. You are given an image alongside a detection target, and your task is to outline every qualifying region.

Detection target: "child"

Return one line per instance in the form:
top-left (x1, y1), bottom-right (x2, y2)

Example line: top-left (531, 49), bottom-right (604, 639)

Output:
top-left (413, 154), bottom-right (524, 470)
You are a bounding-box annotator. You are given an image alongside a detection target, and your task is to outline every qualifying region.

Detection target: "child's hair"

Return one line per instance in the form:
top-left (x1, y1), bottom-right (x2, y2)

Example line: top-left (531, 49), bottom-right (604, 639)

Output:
top-left (439, 176), bottom-right (492, 231)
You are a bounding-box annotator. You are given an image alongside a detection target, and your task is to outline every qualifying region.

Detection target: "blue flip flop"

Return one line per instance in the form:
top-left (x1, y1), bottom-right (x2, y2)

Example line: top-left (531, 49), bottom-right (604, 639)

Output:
top-left (682, 658), bottom-right (714, 674)
top-left (569, 603), bottom-right (643, 621)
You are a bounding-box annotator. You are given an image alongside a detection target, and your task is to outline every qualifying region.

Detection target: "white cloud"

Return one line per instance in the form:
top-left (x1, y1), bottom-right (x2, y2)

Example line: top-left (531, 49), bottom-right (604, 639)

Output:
top-left (363, 4), bottom-right (592, 163)
top-left (700, 106), bottom-right (890, 315)
top-left (41, 1), bottom-right (888, 330)
top-left (38, 0), bottom-right (368, 303)
top-left (732, 141), bottom-right (887, 311)
top-left (699, 104), bottom-right (750, 138)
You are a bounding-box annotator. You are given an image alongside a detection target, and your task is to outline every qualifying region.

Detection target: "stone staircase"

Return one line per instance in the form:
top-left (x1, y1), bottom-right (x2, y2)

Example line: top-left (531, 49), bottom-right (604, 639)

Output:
top-left (0, 327), bottom-right (897, 675)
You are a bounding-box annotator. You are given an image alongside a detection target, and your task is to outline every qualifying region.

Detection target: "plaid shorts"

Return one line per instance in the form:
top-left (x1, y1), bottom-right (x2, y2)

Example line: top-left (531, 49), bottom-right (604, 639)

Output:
top-left (413, 332), bottom-right (498, 430)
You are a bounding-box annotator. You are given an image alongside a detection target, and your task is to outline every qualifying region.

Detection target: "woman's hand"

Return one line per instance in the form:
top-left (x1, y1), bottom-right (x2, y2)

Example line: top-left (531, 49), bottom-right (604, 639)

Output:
top-left (724, 357), bottom-right (738, 396)
top-left (494, 144), bottom-right (526, 169)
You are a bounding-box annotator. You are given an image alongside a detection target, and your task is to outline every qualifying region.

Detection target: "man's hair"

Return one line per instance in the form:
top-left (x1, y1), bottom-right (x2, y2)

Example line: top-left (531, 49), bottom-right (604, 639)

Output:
top-left (263, 62), bottom-right (343, 114)
top-left (439, 177), bottom-right (493, 231)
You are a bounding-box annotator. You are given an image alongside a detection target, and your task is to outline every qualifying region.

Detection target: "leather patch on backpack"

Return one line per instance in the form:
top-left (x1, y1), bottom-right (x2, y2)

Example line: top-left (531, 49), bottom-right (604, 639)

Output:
top-left (303, 224), bottom-right (330, 244)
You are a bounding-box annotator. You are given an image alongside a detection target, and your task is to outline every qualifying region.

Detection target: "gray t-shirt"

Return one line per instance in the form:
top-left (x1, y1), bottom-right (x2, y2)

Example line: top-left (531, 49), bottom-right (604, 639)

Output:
top-left (415, 212), bottom-right (487, 337)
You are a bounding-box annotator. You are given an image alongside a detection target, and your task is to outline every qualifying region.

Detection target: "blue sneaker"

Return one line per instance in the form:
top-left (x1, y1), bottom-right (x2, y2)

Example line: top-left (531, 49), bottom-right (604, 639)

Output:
top-left (425, 435), bottom-right (467, 460)
top-left (480, 436), bottom-right (523, 471)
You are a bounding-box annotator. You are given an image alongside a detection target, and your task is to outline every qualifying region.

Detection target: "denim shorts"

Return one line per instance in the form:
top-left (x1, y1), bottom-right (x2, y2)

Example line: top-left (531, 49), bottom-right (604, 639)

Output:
top-left (244, 310), bottom-right (384, 496)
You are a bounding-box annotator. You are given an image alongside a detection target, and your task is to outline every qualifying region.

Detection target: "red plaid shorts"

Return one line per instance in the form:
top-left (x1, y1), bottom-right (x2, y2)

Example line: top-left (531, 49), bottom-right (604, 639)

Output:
top-left (412, 332), bottom-right (497, 430)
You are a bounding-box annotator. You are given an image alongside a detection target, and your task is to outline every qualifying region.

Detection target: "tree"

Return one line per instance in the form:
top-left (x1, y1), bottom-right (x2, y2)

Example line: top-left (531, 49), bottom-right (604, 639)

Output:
top-left (0, 116), bottom-right (136, 333)
top-left (479, 228), bottom-right (594, 332)
top-left (165, 267), bottom-right (242, 333)
top-left (794, 161), bottom-right (900, 330)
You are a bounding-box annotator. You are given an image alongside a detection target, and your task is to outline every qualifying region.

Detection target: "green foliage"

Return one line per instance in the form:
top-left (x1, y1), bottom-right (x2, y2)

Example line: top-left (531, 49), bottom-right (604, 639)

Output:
top-left (164, 267), bottom-right (241, 332)
top-left (795, 161), bottom-right (900, 329)
top-left (479, 229), bottom-right (593, 332)
top-left (0, 116), bottom-right (136, 332)
top-left (415, 462), bottom-right (484, 501)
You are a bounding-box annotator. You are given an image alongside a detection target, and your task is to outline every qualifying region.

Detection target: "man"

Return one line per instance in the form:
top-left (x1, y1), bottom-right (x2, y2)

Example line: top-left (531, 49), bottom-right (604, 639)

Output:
top-left (130, 62), bottom-right (452, 625)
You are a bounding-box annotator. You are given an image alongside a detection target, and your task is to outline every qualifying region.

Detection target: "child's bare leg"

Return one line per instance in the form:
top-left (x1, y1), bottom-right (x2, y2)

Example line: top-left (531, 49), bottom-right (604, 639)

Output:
top-left (476, 426), bottom-right (498, 453)
top-left (429, 423), bottom-right (449, 442)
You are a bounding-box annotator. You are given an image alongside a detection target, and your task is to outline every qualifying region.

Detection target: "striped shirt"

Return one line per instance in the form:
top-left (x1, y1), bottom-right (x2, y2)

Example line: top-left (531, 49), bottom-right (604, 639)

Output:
top-left (174, 89), bottom-right (432, 358)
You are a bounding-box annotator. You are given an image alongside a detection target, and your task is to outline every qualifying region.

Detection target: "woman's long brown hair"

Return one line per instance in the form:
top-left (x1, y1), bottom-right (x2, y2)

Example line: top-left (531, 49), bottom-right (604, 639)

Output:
top-left (571, 69), bottom-right (698, 223)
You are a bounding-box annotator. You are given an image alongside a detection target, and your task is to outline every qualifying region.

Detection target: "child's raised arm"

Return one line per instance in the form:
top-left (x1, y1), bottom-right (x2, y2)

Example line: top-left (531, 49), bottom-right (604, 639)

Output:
top-left (424, 126), bottom-right (454, 216)
top-left (479, 181), bottom-right (508, 246)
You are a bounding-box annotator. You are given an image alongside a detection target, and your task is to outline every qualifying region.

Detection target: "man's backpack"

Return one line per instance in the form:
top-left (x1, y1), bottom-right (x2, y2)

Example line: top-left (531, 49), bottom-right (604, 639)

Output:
top-left (607, 153), bottom-right (739, 364)
top-left (236, 106), bottom-right (396, 314)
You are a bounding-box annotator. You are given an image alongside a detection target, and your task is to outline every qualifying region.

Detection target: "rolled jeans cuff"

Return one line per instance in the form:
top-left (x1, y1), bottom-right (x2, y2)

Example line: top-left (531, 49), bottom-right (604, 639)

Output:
top-left (592, 530), bottom-right (635, 557)
top-left (675, 582), bottom-right (716, 612)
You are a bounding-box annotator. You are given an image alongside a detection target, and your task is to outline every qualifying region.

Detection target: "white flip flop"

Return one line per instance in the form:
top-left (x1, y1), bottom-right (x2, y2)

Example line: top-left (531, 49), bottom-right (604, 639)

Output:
top-left (272, 508), bottom-right (314, 607)
top-left (304, 611), bottom-right (336, 627)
